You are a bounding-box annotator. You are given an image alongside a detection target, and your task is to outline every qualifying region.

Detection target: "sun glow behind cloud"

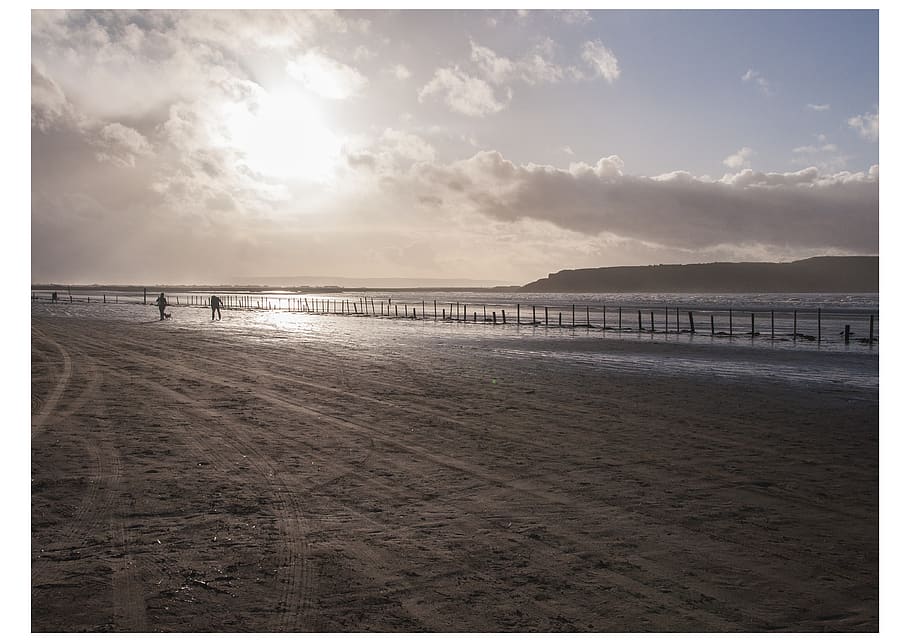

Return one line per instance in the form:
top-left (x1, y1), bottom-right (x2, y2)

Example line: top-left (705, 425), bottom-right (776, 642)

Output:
top-left (221, 88), bottom-right (343, 181)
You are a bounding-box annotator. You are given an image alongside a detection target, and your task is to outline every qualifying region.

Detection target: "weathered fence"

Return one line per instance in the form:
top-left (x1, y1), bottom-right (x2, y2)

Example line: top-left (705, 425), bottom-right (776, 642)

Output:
top-left (32, 290), bottom-right (879, 346)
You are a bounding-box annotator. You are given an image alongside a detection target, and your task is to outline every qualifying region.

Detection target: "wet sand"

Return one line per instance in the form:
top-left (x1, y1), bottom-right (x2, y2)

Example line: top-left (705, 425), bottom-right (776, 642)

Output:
top-left (31, 314), bottom-right (878, 632)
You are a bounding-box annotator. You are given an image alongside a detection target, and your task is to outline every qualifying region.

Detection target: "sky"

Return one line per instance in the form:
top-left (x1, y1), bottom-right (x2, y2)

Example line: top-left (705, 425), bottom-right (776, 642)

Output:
top-left (30, 7), bottom-right (879, 285)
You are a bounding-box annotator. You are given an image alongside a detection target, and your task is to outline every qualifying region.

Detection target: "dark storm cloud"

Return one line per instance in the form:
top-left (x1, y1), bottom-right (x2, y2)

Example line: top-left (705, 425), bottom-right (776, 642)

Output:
top-left (407, 151), bottom-right (879, 254)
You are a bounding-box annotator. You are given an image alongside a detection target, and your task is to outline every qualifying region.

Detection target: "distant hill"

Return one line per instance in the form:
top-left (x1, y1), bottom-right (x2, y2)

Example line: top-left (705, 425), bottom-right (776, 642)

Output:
top-left (521, 256), bottom-right (879, 293)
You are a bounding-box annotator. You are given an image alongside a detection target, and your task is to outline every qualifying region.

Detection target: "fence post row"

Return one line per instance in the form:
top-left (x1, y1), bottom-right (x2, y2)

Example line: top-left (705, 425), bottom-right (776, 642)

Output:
top-left (54, 294), bottom-right (875, 348)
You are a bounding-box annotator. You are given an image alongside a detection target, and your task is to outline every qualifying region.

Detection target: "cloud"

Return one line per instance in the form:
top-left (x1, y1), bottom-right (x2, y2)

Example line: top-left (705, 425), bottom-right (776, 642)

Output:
top-left (741, 68), bottom-right (771, 95)
top-left (580, 40), bottom-right (620, 83)
top-left (393, 151), bottom-right (878, 254)
top-left (93, 123), bottom-right (153, 167)
top-left (848, 110), bottom-right (879, 142)
top-left (31, 63), bottom-right (77, 132)
top-left (790, 138), bottom-right (847, 172)
top-left (558, 10), bottom-right (592, 25)
top-left (561, 145), bottom-right (575, 156)
top-left (352, 45), bottom-right (375, 62)
top-left (470, 39), bottom-right (568, 86)
top-left (426, 37), bottom-right (617, 117)
top-left (792, 143), bottom-right (838, 154)
top-left (418, 67), bottom-right (508, 117)
top-left (470, 41), bottom-right (515, 85)
top-left (286, 50), bottom-right (368, 100)
top-left (806, 103), bottom-right (830, 111)
top-left (387, 63), bottom-right (411, 80)
top-left (722, 147), bottom-right (754, 169)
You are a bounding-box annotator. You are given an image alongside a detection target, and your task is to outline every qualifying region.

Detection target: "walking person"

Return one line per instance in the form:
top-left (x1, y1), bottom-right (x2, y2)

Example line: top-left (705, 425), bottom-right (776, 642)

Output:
top-left (210, 294), bottom-right (222, 321)
top-left (155, 292), bottom-right (169, 320)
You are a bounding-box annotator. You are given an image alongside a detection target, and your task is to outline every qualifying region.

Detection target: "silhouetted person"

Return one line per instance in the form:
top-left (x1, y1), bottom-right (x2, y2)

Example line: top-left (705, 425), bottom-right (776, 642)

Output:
top-left (155, 292), bottom-right (168, 320)
top-left (51, 292), bottom-right (58, 303)
top-left (210, 295), bottom-right (222, 321)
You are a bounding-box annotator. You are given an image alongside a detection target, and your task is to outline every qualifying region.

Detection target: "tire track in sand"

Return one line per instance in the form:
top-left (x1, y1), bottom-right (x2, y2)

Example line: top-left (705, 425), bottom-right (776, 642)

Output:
top-left (30, 356), bottom-right (149, 630)
top-left (31, 326), bottom-right (73, 433)
top-left (105, 368), bottom-right (316, 632)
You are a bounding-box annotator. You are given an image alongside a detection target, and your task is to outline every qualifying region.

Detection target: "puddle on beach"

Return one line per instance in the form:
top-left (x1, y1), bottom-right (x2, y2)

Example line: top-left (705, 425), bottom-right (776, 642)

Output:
top-left (32, 300), bottom-right (879, 391)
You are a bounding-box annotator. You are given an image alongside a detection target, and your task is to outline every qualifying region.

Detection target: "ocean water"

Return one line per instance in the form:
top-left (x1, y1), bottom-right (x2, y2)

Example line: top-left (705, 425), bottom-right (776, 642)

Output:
top-left (32, 289), bottom-right (879, 393)
top-left (32, 289), bottom-right (879, 354)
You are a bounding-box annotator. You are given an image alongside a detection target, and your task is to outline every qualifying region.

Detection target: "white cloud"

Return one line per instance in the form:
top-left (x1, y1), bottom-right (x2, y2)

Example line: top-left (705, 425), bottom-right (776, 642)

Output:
top-left (352, 45), bottom-right (376, 62)
top-left (806, 103), bottom-right (830, 111)
top-left (848, 110), bottom-right (879, 142)
top-left (31, 63), bottom-right (77, 132)
top-left (580, 40), bottom-right (620, 83)
top-left (792, 143), bottom-right (839, 154)
top-left (741, 68), bottom-right (771, 95)
top-left (381, 128), bottom-right (436, 163)
top-left (558, 10), bottom-right (592, 25)
top-left (387, 63), bottom-right (412, 80)
top-left (93, 122), bottom-right (153, 167)
top-left (470, 41), bottom-right (515, 85)
top-left (286, 50), bottom-right (368, 100)
top-left (723, 147), bottom-right (754, 169)
top-left (418, 67), bottom-right (508, 117)
top-left (470, 39), bottom-right (567, 86)
top-left (561, 145), bottom-right (575, 156)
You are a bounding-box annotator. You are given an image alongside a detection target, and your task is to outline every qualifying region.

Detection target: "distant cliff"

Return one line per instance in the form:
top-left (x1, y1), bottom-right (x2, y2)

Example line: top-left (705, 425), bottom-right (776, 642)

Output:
top-left (521, 256), bottom-right (879, 293)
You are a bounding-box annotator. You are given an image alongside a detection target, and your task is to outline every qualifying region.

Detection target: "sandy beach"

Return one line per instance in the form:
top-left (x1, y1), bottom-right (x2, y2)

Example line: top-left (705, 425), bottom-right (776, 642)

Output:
top-left (31, 311), bottom-right (878, 632)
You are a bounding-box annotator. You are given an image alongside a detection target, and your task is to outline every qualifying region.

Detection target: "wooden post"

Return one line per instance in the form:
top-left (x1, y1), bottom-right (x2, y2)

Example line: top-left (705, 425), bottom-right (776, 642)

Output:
top-left (586, 306), bottom-right (590, 327)
top-left (676, 307), bottom-right (680, 333)
top-left (688, 311), bottom-right (694, 333)
top-left (533, 305), bottom-right (536, 325)
top-left (729, 309), bottom-right (733, 335)
top-left (845, 324), bottom-right (851, 344)
top-left (501, 309), bottom-right (506, 324)
top-left (434, 299), bottom-right (437, 320)
top-left (464, 304), bottom-right (467, 321)
top-left (572, 304), bottom-right (575, 327)
top-left (474, 312), bottom-right (477, 322)
top-left (395, 304), bottom-right (399, 317)
top-left (413, 307), bottom-right (416, 319)
top-left (793, 309), bottom-right (797, 342)
top-left (638, 310), bottom-right (642, 331)
top-left (442, 309), bottom-right (446, 320)
top-left (869, 314), bottom-right (874, 344)
top-left (751, 313), bottom-right (755, 336)
top-left (710, 315), bottom-right (714, 335)
top-left (818, 308), bottom-right (822, 344)
top-left (650, 311), bottom-right (655, 333)
top-left (493, 311), bottom-right (497, 324)
top-left (422, 301), bottom-right (425, 318)
top-left (558, 312), bottom-right (562, 327)
top-left (517, 304), bottom-right (521, 325)
top-left (143, 288), bottom-right (147, 305)
top-left (619, 306), bottom-right (622, 331)
top-left (771, 310), bottom-right (775, 339)
top-left (603, 305), bottom-right (606, 331)
top-left (665, 307), bottom-right (668, 333)
top-left (545, 307), bottom-right (549, 326)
